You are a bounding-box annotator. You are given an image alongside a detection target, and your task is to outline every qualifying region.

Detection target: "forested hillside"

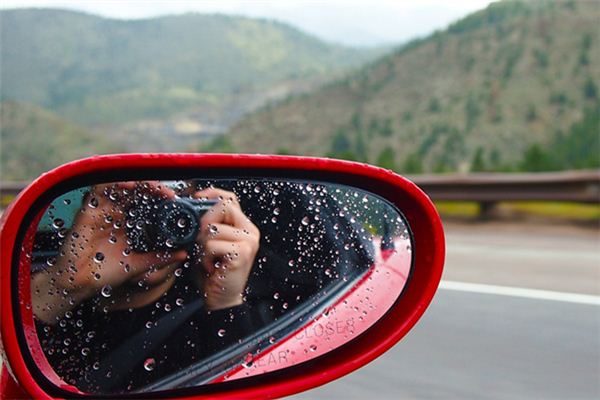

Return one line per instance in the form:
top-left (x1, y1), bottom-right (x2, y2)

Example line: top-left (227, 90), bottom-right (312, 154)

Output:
top-left (0, 101), bottom-right (122, 180)
top-left (1, 9), bottom-right (383, 126)
top-left (226, 1), bottom-right (600, 173)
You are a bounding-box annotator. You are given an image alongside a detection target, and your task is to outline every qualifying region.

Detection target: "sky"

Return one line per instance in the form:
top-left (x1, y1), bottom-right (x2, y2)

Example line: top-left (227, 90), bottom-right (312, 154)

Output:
top-left (0, 0), bottom-right (494, 47)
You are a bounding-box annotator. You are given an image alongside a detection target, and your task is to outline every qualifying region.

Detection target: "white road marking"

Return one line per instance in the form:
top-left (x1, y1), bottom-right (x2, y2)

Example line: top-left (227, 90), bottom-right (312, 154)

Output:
top-left (449, 243), bottom-right (600, 262)
top-left (439, 280), bottom-right (600, 305)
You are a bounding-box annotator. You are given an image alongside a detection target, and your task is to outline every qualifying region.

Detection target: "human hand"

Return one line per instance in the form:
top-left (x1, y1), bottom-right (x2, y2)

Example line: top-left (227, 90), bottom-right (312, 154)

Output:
top-left (32, 181), bottom-right (187, 323)
top-left (194, 188), bottom-right (260, 310)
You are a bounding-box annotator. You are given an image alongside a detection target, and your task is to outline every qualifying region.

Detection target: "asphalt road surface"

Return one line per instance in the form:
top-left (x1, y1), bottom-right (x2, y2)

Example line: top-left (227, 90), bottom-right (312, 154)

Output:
top-left (290, 221), bottom-right (600, 400)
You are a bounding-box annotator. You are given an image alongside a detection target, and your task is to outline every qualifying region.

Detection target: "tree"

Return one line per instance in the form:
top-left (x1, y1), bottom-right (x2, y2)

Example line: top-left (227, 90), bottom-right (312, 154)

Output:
top-left (519, 144), bottom-right (556, 172)
top-left (471, 147), bottom-right (487, 172)
top-left (202, 135), bottom-right (236, 153)
top-left (330, 129), bottom-right (352, 154)
top-left (376, 146), bottom-right (396, 170)
top-left (583, 78), bottom-right (598, 100)
top-left (402, 153), bottom-right (423, 174)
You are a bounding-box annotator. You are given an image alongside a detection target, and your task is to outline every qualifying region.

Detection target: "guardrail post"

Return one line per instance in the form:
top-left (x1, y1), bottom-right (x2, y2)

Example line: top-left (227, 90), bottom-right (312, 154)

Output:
top-left (478, 201), bottom-right (497, 220)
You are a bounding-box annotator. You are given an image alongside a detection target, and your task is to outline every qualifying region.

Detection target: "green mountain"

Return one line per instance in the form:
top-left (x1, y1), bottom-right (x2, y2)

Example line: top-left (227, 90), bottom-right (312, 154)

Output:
top-left (226, 1), bottom-right (600, 172)
top-left (0, 101), bottom-right (122, 180)
top-left (0, 9), bottom-right (384, 126)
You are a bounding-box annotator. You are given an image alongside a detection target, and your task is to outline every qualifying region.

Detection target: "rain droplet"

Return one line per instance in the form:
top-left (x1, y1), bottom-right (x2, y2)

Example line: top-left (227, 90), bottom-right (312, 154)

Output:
top-left (94, 252), bottom-right (105, 263)
top-left (88, 197), bottom-right (99, 208)
top-left (177, 218), bottom-right (187, 228)
top-left (273, 208), bottom-right (280, 216)
top-left (176, 298), bottom-right (184, 306)
top-left (164, 304), bottom-right (171, 312)
top-left (100, 285), bottom-right (112, 298)
top-left (217, 329), bottom-right (226, 337)
top-left (309, 345), bottom-right (317, 352)
top-left (241, 353), bottom-right (253, 368)
top-left (52, 218), bottom-right (64, 229)
top-left (174, 268), bottom-right (183, 277)
top-left (209, 225), bottom-right (218, 234)
top-left (143, 358), bottom-right (155, 371)
top-left (273, 292), bottom-right (280, 299)
top-left (301, 217), bottom-right (310, 226)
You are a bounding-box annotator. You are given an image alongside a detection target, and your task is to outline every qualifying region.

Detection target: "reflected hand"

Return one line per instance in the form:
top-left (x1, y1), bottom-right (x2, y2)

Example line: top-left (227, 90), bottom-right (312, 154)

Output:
top-left (32, 181), bottom-right (186, 324)
top-left (195, 188), bottom-right (260, 310)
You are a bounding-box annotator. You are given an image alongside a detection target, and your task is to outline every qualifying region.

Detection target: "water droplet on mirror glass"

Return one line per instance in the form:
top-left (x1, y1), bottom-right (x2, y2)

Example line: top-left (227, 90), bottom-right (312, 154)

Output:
top-left (176, 298), bottom-right (184, 306)
top-left (273, 292), bottom-right (280, 299)
top-left (301, 217), bottom-right (309, 226)
top-left (177, 218), bottom-right (187, 228)
top-left (88, 197), bottom-right (99, 208)
top-left (217, 329), bottom-right (226, 337)
top-left (81, 348), bottom-right (90, 356)
top-left (52, 218), bottom-right (64, 229)
top-left (93, 252), bottom-right (105, 263)
top-left (100, 285), bottom-right (112, 298)
top-left (209, 225), bottom-right (218, 234)
top-left (309, 345), bottom-right (317, 352)
top-left (143, 358), bottom-right (155, 371)
top-left (241, 353), bottom-right (253, 368)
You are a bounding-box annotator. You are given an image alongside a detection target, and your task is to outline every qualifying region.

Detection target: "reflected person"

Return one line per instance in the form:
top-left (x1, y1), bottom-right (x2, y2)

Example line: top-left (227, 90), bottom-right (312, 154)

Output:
top-left (31, 182), bottom-right (260, 391)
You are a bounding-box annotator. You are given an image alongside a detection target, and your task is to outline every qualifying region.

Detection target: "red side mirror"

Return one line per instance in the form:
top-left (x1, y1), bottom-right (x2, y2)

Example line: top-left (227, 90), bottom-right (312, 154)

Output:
top-left (0, 154), bottom-right (444, 399)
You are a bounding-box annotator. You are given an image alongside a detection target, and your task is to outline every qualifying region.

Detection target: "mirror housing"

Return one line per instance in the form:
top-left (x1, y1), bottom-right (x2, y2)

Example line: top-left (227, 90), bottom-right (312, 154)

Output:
top-left (0, 154), bottom-right (445, 399)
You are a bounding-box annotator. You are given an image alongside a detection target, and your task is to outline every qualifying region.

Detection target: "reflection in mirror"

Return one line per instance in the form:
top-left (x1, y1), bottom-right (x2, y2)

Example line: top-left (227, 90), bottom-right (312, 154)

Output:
top-left (24, 179), bottom-right (412, 394)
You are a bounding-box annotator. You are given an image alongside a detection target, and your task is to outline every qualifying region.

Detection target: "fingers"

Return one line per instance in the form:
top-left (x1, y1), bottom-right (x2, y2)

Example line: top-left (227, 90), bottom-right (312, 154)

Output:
top-left (201, 239), bottom-right (239, 275)
top-left (194, 188), bottom-right (240, 207)
top-left (199, 223), bottom-right (244, 242)
top-left (126, 249), bottom-right (188, 277)
top-left (197, 190), bottom-right (258, 235)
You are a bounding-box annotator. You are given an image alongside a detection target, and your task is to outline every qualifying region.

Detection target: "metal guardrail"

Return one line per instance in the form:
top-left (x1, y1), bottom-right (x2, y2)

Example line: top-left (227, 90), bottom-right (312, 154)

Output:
top-left (1, 170), bottom-right (599, 212)
top-left (409, 170), bottom-right (600, 204)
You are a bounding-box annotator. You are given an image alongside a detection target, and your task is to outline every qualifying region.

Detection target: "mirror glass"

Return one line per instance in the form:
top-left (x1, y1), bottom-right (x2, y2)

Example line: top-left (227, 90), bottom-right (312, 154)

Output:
top-left (22, 178), bottom-right (412, 394)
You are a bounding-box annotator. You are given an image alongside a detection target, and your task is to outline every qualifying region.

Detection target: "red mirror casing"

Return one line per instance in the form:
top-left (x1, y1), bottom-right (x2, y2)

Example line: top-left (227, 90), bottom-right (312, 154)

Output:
top-left (0, 154), bottom-right (445, 399)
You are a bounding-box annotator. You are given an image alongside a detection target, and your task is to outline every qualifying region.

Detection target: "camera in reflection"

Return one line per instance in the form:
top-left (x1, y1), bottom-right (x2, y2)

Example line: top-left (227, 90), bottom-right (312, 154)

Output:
top-left (127, 198), bottom-right (217, 252)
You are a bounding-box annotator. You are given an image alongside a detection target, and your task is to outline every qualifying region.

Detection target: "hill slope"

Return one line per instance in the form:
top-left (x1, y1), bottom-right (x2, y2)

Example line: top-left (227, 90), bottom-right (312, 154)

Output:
top-left (0, 101), bottom-right (122, 180)
top-left (227, 1), bottom-right (600, 172)
top-left (0, 9), bottom-right (383, 126)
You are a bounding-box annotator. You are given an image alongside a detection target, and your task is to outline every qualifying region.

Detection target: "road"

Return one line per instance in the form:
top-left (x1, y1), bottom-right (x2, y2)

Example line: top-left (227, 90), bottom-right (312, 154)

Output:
top-left (290, 221), bottom-right (600, 399)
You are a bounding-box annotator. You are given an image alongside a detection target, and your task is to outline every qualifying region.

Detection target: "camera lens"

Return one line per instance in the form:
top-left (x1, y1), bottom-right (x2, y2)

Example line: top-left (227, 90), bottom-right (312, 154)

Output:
top-left (158, 202), bottom-right (199, 248)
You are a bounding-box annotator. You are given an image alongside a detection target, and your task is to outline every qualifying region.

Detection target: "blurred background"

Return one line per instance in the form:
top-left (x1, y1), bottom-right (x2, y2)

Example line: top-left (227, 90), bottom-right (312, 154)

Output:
top-left (0, 0), bottom-right (598, 399)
